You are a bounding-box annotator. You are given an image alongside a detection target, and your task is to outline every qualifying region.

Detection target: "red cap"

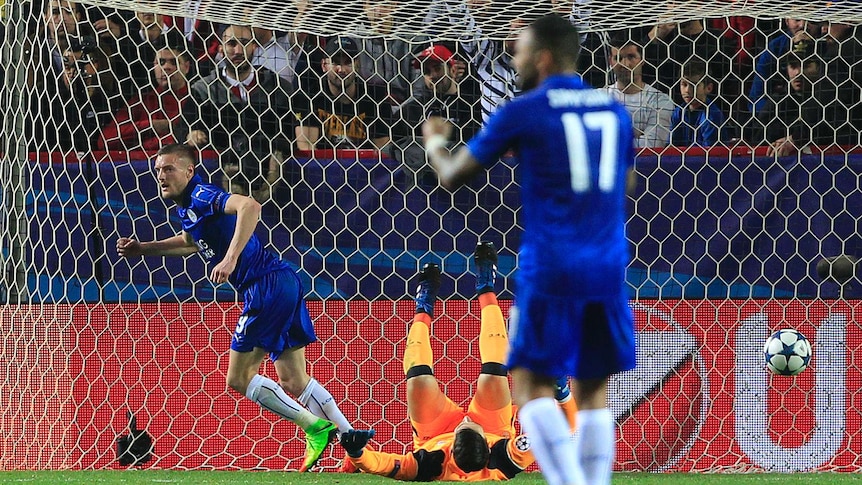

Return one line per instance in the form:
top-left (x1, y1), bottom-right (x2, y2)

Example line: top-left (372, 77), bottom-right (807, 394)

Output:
top-left (413, 45), bottom-right (455, 69)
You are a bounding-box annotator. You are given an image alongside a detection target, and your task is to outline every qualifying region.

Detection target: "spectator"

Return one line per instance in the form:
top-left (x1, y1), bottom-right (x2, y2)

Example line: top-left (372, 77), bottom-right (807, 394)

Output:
top-left (294, 36), bottom-right (394, 150)
top-left (819, 22), bottom-right (862, 147)
top-left (354, 0), bottom-right (427, 105)
top-left (282, 0), bottom-right (324, 90)
top-left (160, 4), bottom-right (222, 77)
top-left (668, 59), bottom-right (725, 147)
top-left (708, 16), bottom-right (757, 74)
top-left (28, 0), bottom-right (118, 154)
top-left (425, 0), bottom-right (556, 121)
top-left (98, 47), bottom-right (192, 153)
top-left (747, 46), bottom-right (831, 156)
top-left (602, 38), bottom-right (674, 148)
top-left (28, 0), bottom-right (98, 85)
top-left (27, 0), bottom-right (76, 152)
top-left (568, 0), bottom-right (611, 89)
top-left (58, 38), bottom-right (117, 152)
top-left (748, 18), bottom-right (822, 116)
top-left (39, 0), bottom-right (91, 74)
top-left (88, 6), bottom-right (132, 42)
top-left (85, 7), bottom-right (136, 106)
top-left (395, 44), bottom-right (482, 180)
top-left (643, 19), bottom-right (735, 103)
top-left (115, 11), bottom-right (188, 100)
top-left (404, 44), bottom-right (482, 145)
top-left (251, 28), bottom-right (307, 88)
top-left (466, 15), bottom-right (532, 121)
top-left (426, 1), bottom-right (602, 120)
top-left (176, 24), bottom-right (294, 202)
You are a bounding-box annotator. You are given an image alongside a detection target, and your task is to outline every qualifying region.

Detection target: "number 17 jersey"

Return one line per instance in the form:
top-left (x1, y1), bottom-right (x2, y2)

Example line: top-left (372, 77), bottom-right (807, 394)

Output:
top-left (467, 74), bottom-right (635, 298)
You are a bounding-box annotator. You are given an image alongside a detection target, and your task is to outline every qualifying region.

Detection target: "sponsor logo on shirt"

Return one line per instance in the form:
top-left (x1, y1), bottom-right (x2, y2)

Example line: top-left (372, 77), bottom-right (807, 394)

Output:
top-left (196, 238), bottom-right (215, 260)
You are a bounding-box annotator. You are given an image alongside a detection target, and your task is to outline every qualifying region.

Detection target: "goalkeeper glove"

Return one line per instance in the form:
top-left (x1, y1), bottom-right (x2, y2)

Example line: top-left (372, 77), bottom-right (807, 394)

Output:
top-left (340, 429), bottom-right (376, 458)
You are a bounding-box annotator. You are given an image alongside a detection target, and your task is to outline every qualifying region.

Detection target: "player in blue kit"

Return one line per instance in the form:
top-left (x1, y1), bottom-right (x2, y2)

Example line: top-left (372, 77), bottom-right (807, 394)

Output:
top-left (116, 143), bottom-right (351, 472)
top-left (421, 14), bottom-right (636, 485)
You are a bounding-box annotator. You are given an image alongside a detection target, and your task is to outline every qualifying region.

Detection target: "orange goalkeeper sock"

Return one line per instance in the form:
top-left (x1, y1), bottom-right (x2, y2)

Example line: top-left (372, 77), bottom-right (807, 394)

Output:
top-left (403, 320), bottom-right (433, 375)
top-left (479, 304), bottom-right (508, 364)
top-left (558, 395), bottom-right (579, 433)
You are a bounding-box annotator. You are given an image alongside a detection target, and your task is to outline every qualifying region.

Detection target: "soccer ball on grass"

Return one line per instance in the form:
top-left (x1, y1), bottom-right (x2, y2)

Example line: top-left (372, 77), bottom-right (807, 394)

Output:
top-left (763, 329), bottom-right (812, 376)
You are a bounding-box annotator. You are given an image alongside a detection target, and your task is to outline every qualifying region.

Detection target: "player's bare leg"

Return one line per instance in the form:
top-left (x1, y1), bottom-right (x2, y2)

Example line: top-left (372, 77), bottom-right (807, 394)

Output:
top-left (271, 346), bottom-right (311, 396)
top-left (226, 347), bottom-right (268, 396)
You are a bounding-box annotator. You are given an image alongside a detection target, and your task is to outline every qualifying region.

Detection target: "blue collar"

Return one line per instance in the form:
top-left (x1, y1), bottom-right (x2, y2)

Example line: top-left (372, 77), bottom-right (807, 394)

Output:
top-left (180, 174), bottom-right (203, 208)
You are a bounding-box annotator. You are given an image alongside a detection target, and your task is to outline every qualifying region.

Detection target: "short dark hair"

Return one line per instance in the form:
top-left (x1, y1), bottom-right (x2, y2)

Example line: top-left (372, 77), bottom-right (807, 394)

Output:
top-left (608, 35), bottom-right (643, 56)
top-left (528, 14), bottom-right (581, 69)
top-left (225, 24), bottom-right (253, 33)
top-left (681, 59), bottom-right (711, 85)
top-left (452, 429), bottom-right (490, 473)
top-left (156, 143), bottom-right (197, 166)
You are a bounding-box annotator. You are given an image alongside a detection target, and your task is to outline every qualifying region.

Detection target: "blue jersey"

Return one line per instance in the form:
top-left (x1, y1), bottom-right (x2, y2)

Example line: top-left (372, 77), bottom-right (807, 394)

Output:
top-left (668, 102), bottom-right (725, 147)
top-left (467, 74), bottom-right (634, 298)
top-left (177, 175), bottom-right (291, 290)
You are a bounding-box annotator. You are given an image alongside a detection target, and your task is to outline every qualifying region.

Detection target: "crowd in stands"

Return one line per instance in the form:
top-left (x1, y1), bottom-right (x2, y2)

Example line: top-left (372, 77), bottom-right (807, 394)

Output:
top-left (23, 0), bottom-right (862, 198)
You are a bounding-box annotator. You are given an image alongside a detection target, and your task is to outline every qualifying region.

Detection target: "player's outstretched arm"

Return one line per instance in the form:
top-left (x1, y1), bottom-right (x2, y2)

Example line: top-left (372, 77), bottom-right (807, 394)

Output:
top-left (117, 233), bottom-right (198, 258)
top-left (340, 429), bottom-right (374, 458)
top-left (210, 194), bottom-right (262, 284)
top-left (422, 116), bottom-right (483, 190)
top-left (340, 430), bottom-right (423, 480)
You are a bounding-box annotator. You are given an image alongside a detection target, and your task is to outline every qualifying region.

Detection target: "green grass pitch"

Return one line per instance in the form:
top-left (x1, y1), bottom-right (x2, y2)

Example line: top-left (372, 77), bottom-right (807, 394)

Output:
top-left (3, 471), bottom-right (862, 484)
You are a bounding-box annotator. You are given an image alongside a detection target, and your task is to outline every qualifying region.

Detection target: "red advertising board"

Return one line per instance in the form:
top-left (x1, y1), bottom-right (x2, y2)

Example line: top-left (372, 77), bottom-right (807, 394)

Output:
top-left (1, 299), bottom-right (860, 472)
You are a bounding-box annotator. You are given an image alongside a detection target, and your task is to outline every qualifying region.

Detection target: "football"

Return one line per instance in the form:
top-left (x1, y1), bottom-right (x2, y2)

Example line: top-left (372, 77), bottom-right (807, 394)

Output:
top-left (763, 329), bottom-right (812, 376)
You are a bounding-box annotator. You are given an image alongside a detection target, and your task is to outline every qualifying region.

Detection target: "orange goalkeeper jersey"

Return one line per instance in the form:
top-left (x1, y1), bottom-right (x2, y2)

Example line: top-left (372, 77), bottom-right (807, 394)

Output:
top-left (349, 431), bottom-right (533, 481)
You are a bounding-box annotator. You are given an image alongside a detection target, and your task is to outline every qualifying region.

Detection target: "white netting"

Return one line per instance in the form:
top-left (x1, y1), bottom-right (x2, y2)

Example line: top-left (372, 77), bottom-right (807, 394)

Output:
top-left (25, 0), bottom-right (862, 39)
top-left (1, 0), bottom-right (862, 474)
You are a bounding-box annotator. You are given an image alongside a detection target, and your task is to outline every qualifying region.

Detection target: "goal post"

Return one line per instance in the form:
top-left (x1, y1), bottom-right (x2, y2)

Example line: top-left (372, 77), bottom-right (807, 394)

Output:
top-left (1, 0), bottom-right (862, 473)
top-left (2, 0), bottom-right (32, 303)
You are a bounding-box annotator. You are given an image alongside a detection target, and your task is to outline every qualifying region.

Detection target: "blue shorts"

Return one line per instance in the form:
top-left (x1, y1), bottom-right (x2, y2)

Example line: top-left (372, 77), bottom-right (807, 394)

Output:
top-left (230, 269), bottom-right (317, 361)
top-left (507, 286), bottom-right (636, 380)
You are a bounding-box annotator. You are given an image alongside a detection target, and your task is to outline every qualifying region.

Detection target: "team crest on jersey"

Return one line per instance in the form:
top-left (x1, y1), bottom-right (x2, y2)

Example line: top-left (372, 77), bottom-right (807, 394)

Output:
top-left (187, 210), bottom-right (198, 223)
top-left (515, 435), bottom-right (531, 452)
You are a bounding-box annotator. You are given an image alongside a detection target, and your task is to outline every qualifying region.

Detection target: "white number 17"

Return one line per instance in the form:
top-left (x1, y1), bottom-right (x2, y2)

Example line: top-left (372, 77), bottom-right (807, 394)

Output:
top-left (561, 111), bottom-right (619, 193)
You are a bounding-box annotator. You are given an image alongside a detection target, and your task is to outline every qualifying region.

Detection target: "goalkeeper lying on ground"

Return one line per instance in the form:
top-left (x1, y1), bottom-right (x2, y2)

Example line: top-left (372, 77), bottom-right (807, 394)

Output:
top-left (340, 242), bottom-right (577, 480)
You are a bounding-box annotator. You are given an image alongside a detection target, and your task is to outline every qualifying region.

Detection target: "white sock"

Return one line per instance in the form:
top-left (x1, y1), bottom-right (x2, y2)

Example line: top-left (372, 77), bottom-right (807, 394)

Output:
top-left (246, 374), bottom-right (318, 430)
top-left (518, 397), bottom-right (583, 485)
top-left (297, 378), bottom-right (352, 434)
top-left (573, 408), bottom-right (615, 485)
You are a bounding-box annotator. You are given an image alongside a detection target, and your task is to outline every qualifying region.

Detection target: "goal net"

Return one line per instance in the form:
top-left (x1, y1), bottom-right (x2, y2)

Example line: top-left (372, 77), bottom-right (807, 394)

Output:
top-left (1, 0), bottom-right (861, 474)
